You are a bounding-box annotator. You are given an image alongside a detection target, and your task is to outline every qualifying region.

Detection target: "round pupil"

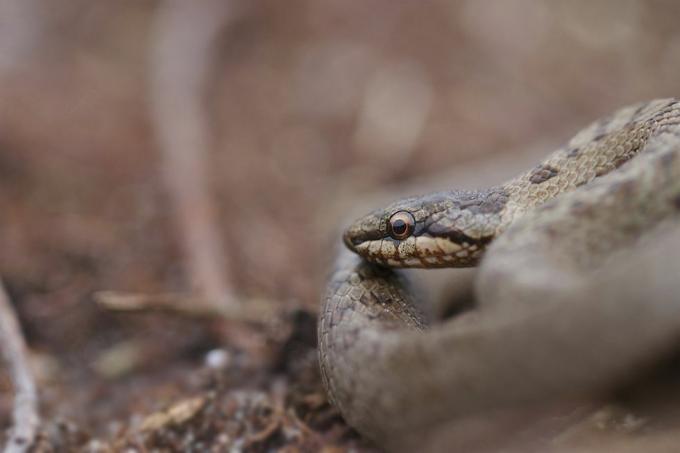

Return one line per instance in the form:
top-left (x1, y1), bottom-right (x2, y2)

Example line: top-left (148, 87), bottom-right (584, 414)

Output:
top-left (388, 211), bottom-right (414, 239)
top-left (392, 219), bottom-right (407, 234)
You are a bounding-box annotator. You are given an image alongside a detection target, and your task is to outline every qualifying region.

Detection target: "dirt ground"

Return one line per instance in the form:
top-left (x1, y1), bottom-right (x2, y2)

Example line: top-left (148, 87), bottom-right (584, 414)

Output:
top-left (1, 1), bottom-right (680, 451)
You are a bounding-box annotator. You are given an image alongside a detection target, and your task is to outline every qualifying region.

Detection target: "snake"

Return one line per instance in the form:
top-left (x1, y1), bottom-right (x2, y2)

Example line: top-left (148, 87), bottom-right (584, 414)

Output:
top-left (318, 99), bottom-right (680, 449)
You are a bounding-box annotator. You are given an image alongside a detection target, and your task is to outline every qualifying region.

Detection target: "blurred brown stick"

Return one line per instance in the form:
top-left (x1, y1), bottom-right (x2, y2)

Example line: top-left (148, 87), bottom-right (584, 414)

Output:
top-left (0, 0), bottom-right (43, 73)
top-left (94, 290), bottom-right (276, 323)
top-left (149, 0), bottom-right (240, 308)
top-left (0, 279), bottom-right (38, 453)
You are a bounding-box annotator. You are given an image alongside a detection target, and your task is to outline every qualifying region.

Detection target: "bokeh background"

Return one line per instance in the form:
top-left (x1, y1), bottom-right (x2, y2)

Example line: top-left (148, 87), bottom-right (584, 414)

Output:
top-left (1, 0), bottom-right (680, 450)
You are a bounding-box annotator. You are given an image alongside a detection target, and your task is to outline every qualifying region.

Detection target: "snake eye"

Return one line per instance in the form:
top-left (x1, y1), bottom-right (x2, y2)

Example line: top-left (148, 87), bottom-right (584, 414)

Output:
top-left (388, 211), bottom-right (415, 240)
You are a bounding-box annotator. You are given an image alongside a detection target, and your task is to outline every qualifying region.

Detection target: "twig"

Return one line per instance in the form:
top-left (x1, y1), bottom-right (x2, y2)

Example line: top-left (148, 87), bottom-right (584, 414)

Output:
top-left (149, 0), bottom-right (241, 309)
top-left (0, 0), bottom-right (43, 73)
top-left (94, 290), bottom-right (277, 323)
top-left (0, 279), bottom-right (38, 453)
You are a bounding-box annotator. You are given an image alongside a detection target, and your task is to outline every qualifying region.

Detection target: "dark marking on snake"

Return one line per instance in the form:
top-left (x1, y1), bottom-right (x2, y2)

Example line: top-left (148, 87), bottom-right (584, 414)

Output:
top-left (592, 133), bottom-right (607, 142)
top-left (612, 154), bottom-right (635, 170)
top-left (569, 200), bottom-right (586, 214)
top-left (610, 179), bottom-right (636, 197)
top-left (453, 188), bottom-right (509, 215)
top-left (529, 164), bottom-right (560, 184)
top-left (662, 150), bottom-right (677, 166)
top-left (425, 220), bottom-right (494, 247)
top-left (566, 148), bottom-right (580, 158)
top-left (443, 230), bottom-right (494, 248)
top-left (595, 167), bottom-right (610, 177)
top-left (477, 188), bottom-right (510, 214)
top-left (657, 121), bottom-right (680, 135)
top-left (632, 103), bottom-right (647, 118)
top-left (660, 100), bottom-right (678, 114)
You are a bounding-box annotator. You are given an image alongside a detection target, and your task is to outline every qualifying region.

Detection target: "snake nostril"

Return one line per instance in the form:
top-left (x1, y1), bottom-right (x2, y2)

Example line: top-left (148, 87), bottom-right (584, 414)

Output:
top-left (343, 231), bottom-right (357, 251)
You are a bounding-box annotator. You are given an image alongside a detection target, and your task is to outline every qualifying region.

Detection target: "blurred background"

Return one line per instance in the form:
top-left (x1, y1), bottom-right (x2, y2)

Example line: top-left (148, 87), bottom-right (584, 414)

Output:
top-left (1, 0), bottom-right (679, 450)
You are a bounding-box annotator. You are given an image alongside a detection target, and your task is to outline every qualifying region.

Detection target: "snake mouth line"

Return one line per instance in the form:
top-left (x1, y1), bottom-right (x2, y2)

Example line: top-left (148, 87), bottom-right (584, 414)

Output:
top-left (346, 234), bottom-right (487, 268)
top-left (342, 228), bottom-right (382, 251)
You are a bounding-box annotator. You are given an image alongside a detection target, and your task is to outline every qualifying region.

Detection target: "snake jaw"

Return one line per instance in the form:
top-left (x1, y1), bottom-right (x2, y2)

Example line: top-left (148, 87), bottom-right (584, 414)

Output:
top-left (346, 235), bottom-right (484, 268)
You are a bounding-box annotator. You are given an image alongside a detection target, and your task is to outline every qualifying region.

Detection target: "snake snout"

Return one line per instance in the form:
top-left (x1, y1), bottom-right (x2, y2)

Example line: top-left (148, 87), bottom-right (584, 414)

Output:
top-left (342, 228), bottom-right (359, 252)
top-left (342, 225), bottom-right (380, 252)
top-left (342, 212), bottom-right (385, 253)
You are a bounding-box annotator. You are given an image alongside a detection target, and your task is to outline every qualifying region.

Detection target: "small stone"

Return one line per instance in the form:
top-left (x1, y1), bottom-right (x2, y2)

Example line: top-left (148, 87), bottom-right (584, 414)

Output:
top-left (205, 349), bottom-right (231, 369)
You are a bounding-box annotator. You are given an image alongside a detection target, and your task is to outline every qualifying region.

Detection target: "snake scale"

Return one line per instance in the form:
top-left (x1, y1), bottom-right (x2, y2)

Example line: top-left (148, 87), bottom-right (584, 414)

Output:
top-left (318, 99), bottom-right (680, 449)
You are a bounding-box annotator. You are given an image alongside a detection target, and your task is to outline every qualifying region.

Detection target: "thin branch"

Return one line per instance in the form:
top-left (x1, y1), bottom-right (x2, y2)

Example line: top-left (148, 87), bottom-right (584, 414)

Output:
top-left (0, 0), bottom-right (43, 73)
top-left (94, 290), bottom-right (277, 323)
top-left (0, 279), bottom-right (38, 453)
top-left (149, 0), bottom-right (241, 309)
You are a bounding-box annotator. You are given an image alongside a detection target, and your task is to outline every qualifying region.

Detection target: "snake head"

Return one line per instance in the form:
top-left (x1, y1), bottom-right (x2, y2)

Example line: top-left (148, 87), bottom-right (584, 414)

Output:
top-left (343, 189), bottom-right (506, 268)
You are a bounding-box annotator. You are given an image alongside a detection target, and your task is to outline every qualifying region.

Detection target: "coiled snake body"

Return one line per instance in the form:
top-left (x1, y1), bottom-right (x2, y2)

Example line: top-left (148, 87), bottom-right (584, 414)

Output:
top-left (318, 99), bottom-right (680, 448)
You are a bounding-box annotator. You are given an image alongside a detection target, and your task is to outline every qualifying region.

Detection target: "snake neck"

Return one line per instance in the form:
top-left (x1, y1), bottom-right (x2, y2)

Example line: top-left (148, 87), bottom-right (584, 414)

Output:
top-left (502, 99), bottom-right (679, 221)
top-left (342, 98), bottom-right (680, 268)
